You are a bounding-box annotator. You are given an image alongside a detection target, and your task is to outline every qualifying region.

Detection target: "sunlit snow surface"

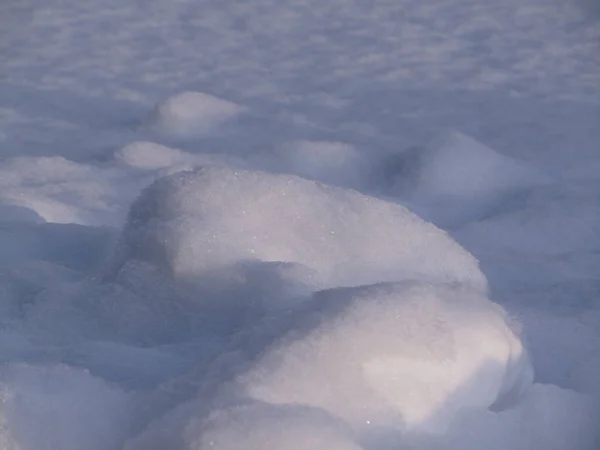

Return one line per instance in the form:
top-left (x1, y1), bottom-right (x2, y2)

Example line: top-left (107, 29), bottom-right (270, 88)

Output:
top-left (1, 0), bottom-right (600, 449)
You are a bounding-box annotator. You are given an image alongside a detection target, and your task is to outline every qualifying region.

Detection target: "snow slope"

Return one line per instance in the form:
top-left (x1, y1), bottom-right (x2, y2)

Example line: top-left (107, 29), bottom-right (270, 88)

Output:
top-left (1, 0), bottom-right (599, 449)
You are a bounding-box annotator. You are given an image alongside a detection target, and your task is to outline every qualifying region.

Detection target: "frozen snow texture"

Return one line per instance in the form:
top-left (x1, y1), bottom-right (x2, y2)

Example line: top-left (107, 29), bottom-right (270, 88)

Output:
top-left (126, 281), bottom-right (532, 448)
top-left (115, 142), bottom-right (185, 170)
top-left (23, 260), bottom-right (193, 344)
top-left (272, 140), bottom-right (368, 188)
top-left (150, 92), bottom-right (245, 137)
top-left (413, 384), bottom-right (600, 450)
top-left (402, 131), bottom-right (544, 198)
top-left (185, 403), bottom-right (362, 450)
top-left (232, 282), bottom-right (532, 433)
top-left (0, 364), bottom-right (132, 450)
top-left (0, 222), bottom-right (114, 271)
top-left (456, 182), bottom-right (600, 256)
top-left (126, 403), bottom-right (363, 450)
top-left (383, 131), bottom-right (546, 224)
top-left (0, 156), bottom-right (147, 227)
top-left (106, 166), bottom-right (488, 312)
top-left (1, 0), bottom-right (599, 448)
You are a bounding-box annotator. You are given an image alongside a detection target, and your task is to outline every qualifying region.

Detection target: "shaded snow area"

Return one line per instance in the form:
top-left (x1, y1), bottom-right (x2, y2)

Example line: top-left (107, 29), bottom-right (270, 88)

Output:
top-left (1, 0), bottom-right (600, 449)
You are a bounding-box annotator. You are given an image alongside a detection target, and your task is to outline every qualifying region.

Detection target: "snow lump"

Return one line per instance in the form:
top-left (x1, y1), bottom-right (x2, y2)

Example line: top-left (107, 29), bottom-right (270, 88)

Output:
top-left (125, 281), bottom-right (533, 449)
top-left (150, 92), bottom-right (245, 138)
top-left (104, 165), bottom-right (489, 322)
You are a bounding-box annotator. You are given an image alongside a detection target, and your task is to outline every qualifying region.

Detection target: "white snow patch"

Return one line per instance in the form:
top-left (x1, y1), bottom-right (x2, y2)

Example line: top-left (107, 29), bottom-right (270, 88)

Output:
top-left (393, 131), bottom-right (543, 198)
top-left (233, 282), bottom-right (532, 434)
top-left (386, 131), bottom-right (546, 224)
top-left (150, 92), bottom-right (245, 138)
top-left (105, 166), bottom-right (488, 321)
top-left (0, 364), bottom-right (132, 450)
top-left (0, 156), bottom-right (146, 227)
top-left (115, 141), bottom-right (185, 170)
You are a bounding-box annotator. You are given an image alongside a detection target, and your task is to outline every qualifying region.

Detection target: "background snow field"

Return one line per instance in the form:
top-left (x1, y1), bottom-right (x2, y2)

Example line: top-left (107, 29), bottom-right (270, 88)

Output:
top-left (1, 0), bottom-right (600, 449)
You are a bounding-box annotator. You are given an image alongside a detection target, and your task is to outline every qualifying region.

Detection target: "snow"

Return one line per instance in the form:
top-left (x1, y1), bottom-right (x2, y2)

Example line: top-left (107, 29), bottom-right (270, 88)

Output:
top-left (0, 364), bottom-right (132, 450)
top-left (150, 92), bottom-right (245, 138)
top-left (0, 156), bottom-right (143, 227)
top-left (409, 384), bottom-right (599, 450)
top-left (103, 166), bottom-right (488, 328)
top-left (271, 140), bottom-right (369, 188)
top-left (1, 0), bottom-right (600, 448)
top-left (233, 282), bottom-right (532, 431)
top-left (114, 142), bottom-right (185, 170)
top-left (380, 131), bottom-right (547, 225)
top-left (184, 403), bottom-right (362, 450)
top-left (390, 131), bottom-right (544, 199)
top-left (123, 281), bottom-right (532, 449)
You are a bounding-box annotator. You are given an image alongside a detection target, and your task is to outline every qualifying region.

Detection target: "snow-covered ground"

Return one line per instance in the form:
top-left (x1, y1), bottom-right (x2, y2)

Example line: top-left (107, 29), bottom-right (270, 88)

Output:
top-left (1, 0), bottom-right (600, 449)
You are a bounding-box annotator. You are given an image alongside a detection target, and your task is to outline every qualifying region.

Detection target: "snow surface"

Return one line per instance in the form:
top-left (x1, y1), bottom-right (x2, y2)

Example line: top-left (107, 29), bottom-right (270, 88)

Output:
top-left (103, 165), bottom-right (488, 329)
top-left (1, 0), bottom-right (600, 448)
top-left (149, 91), bottom-right (245, 138)
top-left (380, 131), bottom-right (548, 226)
top-left (0, 364), bottom-right (132, 450)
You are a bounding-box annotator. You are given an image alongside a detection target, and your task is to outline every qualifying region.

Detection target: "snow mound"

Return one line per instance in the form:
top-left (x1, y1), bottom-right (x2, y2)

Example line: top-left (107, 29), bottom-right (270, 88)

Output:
top-left (400, 131), bottom-right (544, 198)
top-left (273, 140), bottom-right (368, 188)
top-left (383, 131), bottom-right (546, 224)
top-left (232, 282), bottom-right (532, 433)
top-left (129, 281), bottom-right (532, 447)
top-left (105, 166), bottom-right (488, 319)
top-left (115, 142), bottom-right (185, 170)
top-left (0, 156), bottom-right (146, 227)
top-left (150, 92), bottom-right (245, 137)
top-left (0, 364), bottom-right (132, 450)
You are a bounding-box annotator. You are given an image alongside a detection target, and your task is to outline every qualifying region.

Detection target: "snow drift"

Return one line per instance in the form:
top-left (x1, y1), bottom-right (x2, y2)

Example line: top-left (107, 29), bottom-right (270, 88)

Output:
top-left (380, 131), bottom-right (546, 225)
top-left (125, 281), bottom-right (533, 449)
top-left (229, 282), bottom-right (533, 432)
top-left (105, 166), bottom-right (488, 320)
